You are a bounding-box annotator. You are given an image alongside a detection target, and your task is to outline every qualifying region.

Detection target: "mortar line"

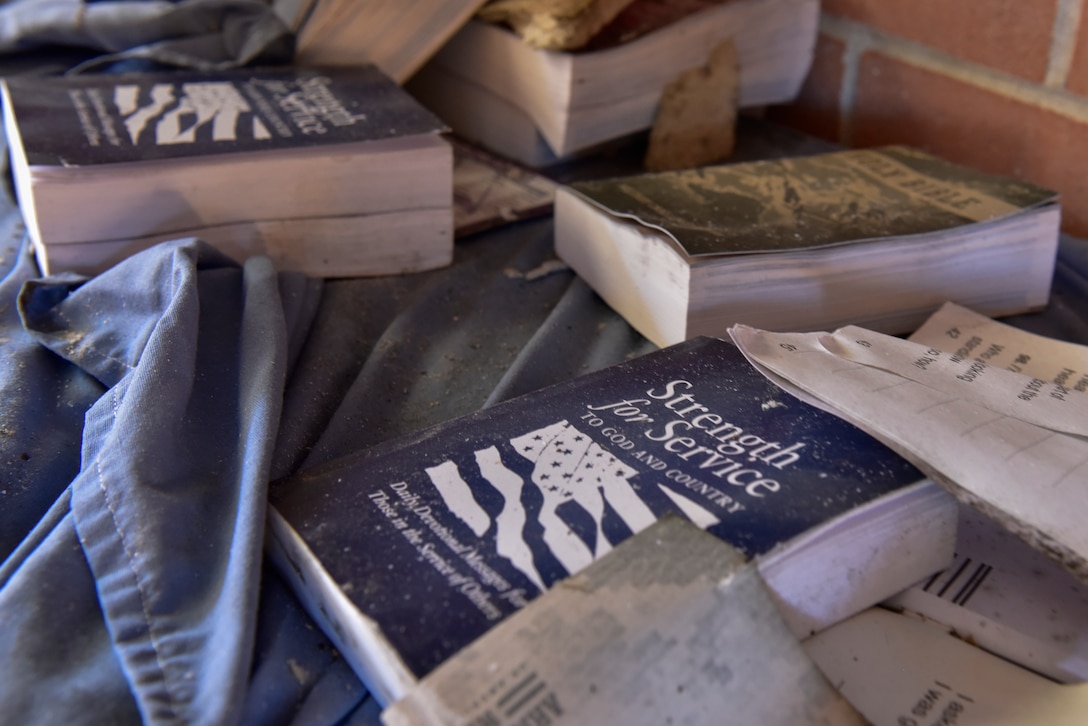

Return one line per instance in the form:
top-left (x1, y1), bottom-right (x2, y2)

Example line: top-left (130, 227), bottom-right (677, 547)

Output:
top-left (1045, 0), bottom-right (1084, 88)
top-left (821, 13), bottom-right (1088, 124)
top-left (823, 13), bottom-right (865, 147)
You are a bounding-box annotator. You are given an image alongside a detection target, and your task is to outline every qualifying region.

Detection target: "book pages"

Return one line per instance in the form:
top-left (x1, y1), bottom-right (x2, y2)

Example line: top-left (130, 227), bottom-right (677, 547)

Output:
top-left (910, 301), bottom-right (1088, 388)
top-left (886, 501), bottom-right (1088, 683)
top-left (804, 608), bottom-right (1088, 725)
top-left (883, 302), bottom-right (1088, 682)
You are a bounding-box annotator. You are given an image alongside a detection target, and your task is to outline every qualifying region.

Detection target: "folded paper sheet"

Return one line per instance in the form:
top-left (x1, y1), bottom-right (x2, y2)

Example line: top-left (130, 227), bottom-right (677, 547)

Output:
top-left (729, 313), bottom-right (1088, 582)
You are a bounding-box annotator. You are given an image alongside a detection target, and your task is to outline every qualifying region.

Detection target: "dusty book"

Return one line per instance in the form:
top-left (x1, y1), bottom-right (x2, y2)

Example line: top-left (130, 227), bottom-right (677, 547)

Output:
top-left (272, 0), bottom-right (488, 83)
top-left (383, 516), bottom-right (865, 725)
top-left (267, 336), bottom-right (956, 705)
top-left (556, 145), bottom-right (1060, 346)
top-left (1, 65), bottom-right (453, 277)
top-left (406, 0), bottom-right (817, 166)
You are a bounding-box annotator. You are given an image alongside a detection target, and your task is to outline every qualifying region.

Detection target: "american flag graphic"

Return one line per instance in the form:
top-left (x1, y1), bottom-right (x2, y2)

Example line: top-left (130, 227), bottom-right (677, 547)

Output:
top-left (417, 419), bottom-right (720, 593)
top-left (115, 82), bottom-right (270, 146)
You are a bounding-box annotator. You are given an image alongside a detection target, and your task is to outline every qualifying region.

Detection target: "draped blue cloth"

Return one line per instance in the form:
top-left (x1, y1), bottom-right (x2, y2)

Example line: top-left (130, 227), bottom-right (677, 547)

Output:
top-left (0, 0), bottom-right (292, 71)
top-left (0, 235), bottom-right (288, 725)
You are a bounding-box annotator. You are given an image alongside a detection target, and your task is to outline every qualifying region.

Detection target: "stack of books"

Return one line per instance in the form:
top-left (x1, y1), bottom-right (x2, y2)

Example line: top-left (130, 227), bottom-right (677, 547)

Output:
top-left (2, 1), bottom-right (1081, 724)
top-left (407, 0), bottom-right (819, 166)
top-left (2, 65), bottom-right (456, 277)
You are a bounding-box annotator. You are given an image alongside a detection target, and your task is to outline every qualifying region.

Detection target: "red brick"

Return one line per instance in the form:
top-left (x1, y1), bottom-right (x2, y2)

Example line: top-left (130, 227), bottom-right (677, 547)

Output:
top-left (823, 0), bottom-right (1057, 83)
top-left (851, 51), bottom-right (1088, 236)
top-left (767, 33), bottom-right (846, 143)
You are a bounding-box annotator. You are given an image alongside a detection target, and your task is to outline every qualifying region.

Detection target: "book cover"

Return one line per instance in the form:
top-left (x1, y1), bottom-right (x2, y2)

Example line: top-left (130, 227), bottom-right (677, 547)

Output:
top-left (2, 65), bottom-right (446, 168)
top-left (566, 145), bottom-right (1059, 258)
top-left (269, 336), bottom-right (933, 700)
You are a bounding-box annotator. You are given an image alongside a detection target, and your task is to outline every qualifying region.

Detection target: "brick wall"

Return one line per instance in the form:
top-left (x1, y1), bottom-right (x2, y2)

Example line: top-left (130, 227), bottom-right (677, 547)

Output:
top-left (768, 0), bottom-right (1088, 237)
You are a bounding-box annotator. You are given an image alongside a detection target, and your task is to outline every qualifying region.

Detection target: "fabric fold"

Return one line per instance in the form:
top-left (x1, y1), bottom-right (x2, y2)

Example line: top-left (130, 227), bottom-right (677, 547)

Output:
top-left (3, 238), bottom-right (289, 726)
top-left (0, 0), bottom-right (293, 71)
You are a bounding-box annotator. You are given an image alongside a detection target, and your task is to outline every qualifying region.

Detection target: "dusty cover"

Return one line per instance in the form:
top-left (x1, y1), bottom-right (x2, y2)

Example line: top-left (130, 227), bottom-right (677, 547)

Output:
top-left (3, 65), bottom-right (446, 168)
top-left (270, 336), bottom-right (923, 689)
top-left (568, 146), bottom-right (1059, 258)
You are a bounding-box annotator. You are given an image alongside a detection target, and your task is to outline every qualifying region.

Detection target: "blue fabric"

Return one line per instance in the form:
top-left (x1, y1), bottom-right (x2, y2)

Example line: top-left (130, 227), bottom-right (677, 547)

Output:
top-left (0, 208), bottom-right (105, 564)
top-left (0, 237), bottom-right (288, 725)
top-left (0, 0), bottom-right (292, 71)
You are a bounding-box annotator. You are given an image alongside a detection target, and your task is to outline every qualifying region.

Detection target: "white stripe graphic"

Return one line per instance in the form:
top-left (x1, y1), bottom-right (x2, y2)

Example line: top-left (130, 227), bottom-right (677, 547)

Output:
top-left (473, 446), bottom-right (547, 592)
top-left (658, 485), bottom-right (721, 530)
top-left (425, 460), bottom-right (490, 537)
top-left (511, 420), bottom-right (658, 569)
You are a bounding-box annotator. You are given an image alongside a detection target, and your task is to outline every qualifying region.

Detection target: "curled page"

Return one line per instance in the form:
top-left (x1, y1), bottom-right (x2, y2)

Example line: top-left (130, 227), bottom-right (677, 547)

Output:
top-left (728, 322), bottom-right (1088, 583)
top-left (910, 301), bottom-right (1088, 389)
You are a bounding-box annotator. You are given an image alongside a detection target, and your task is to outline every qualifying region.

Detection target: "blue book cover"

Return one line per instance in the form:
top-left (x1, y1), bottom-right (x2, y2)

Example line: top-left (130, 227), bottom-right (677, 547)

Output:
top-left (270, 336), bottom-right (935, 700)
top-left (2, 65), bottom-right (446, 167)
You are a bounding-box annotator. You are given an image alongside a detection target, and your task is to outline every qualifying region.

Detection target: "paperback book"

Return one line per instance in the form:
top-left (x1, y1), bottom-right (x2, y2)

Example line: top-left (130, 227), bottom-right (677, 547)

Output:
top-left (268, 336), bottom-right (956, 705)
top-left (272, 0), bottom-right (487, 83)
top-left (555, 145), bottom-right (1061, 346)
top-left (2, 65), bottom-right (453, 277)
top-left (407, 0), bottom-right (818, 165)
